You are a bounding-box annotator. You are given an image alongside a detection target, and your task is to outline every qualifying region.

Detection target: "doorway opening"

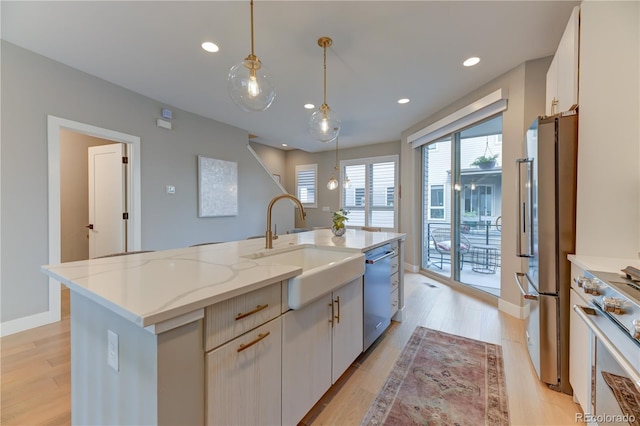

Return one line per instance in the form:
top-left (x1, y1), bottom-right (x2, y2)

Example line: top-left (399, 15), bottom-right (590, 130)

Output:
top-left (47, 116), bottom-right (141, 323)
top-left (421, 115), bottom-right (503, 296)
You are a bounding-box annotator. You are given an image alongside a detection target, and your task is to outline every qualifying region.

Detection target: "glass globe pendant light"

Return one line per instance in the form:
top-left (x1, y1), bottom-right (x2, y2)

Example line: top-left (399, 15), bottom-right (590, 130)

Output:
top-left (309, 37), bottom-right (340, 143)
top-left (327, 136), bottom-right (340, 190)
top-left (327, 173), bottom-right (339, 190)
top-left (227, 0), bottom-right (275, 112)
top-left (343, 173), bottom-right (350, 189)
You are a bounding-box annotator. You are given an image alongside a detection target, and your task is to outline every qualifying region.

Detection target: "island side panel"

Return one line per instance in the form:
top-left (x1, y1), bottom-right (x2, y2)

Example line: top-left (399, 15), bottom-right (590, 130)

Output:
top-left (157, 319), bottom-right (204, 426)
top-left (71, 291), bottom-right (158, 425)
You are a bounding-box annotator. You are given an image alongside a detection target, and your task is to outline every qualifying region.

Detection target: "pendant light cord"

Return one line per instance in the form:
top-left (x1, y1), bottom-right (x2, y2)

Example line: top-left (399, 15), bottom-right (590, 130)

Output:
top-left (323, 44), bottom-right (327, 105)
top-left (335, 137), bottom-right (339, 170)
top-left (250, 0), bottom-right (255, 57)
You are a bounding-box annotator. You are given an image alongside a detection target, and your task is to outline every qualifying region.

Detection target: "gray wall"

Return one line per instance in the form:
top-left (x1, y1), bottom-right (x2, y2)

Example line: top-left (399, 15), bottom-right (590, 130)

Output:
top-left (400, 57), bottom-right (551, 308)
top-left (1, 41), bottom-right (293, 325)
top-left (249, 141), bottom-right (287, 184)
top-left (285, 141), bottom-right (400, 229)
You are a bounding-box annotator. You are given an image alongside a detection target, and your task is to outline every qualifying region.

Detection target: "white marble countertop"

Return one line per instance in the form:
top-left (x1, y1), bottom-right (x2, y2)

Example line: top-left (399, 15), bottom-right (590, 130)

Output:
top-left (42, 229), bottom-right (405, 328)
top-left (568, 254), bottom-right (640, 274)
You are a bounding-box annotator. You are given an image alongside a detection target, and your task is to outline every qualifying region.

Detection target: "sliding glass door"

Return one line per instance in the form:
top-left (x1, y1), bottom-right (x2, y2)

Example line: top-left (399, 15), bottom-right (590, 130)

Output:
top-left (421, 115), bottom-right (503, 296)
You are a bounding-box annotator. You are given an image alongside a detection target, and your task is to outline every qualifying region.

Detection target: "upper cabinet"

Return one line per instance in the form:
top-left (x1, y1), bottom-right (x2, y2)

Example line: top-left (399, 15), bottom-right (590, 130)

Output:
top-left (546, 6), bottom-right (580, 116)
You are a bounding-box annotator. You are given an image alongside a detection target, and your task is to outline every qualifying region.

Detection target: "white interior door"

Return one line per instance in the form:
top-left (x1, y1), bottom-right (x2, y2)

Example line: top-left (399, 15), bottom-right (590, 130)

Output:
top-left (88, 143), bottom-right (126, 258)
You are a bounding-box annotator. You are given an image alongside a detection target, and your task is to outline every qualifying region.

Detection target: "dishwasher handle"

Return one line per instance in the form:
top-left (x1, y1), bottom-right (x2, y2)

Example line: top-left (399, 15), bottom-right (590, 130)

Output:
top-left (365, 250), bottom-right (395, 264)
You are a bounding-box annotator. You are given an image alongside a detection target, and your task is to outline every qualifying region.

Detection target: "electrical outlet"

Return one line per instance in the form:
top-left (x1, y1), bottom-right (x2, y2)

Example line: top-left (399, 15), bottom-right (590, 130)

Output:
top-left (322, 206), bottom-right (330, 212)
top-left (107, 329), bottom-right (119, 372)
top-left (166, 185), bottom-right (176, 194)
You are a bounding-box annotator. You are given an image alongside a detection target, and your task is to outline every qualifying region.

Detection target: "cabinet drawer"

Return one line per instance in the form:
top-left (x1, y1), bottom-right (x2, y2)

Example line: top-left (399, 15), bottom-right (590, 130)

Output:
top-left (390, 256), bottom-right (399, 275)
top-left (206, 317), bottom-right (282, 426)
top-left (205, 282), bottom-right (281, 351)
top-left (390, 287), bottom-right (399, 317)
top-left (390, 271), bottom-right (399, 293)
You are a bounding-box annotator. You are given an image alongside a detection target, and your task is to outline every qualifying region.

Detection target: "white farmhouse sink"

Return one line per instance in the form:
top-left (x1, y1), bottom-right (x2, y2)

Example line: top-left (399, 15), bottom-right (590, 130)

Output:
top-left (249, 246), bottom-right (365, 309)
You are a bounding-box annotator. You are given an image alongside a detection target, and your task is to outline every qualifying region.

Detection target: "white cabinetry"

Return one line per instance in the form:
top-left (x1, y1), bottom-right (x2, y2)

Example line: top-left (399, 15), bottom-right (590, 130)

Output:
top-left (568, 262), bottom-right (592, 413)
top-left (390, 240), bottom-right (400, 317)
top-left (206, 317), bottom-right (282, 426)
top-left (282, 277), bottom-right (363, 425)
top-left (204, 281), bottom-right (283, 426)
top-left (331, 277), bottom-right (365, 383)
top-left (546, 6), bottom-right (580, 115)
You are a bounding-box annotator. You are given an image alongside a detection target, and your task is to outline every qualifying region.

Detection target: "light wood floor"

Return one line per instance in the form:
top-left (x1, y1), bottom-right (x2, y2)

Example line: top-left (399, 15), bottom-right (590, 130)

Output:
top-left (1, 275), bottom-right (581, 425)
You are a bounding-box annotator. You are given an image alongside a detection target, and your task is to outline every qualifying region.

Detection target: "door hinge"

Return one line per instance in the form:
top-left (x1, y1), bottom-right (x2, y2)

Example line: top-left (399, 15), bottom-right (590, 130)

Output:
top-left (123, 212), bottom-right (129, 220)
top-left (122, 156), bottom-right (129, 164)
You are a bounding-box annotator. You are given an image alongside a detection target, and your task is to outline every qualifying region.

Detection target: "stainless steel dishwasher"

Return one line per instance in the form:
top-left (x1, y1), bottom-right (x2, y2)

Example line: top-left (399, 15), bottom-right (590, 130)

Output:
top-left (363, 244), bottom-right (393, 350)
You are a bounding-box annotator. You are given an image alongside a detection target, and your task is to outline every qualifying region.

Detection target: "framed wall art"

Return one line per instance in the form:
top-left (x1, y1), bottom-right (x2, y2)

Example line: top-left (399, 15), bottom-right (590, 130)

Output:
top-left (197, 155), bottom-right (238, 217)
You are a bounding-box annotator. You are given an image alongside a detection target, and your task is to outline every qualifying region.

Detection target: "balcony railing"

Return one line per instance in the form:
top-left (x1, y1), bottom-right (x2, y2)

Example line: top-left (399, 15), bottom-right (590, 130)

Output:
top-left (424, 221), bottom-right (502, 271)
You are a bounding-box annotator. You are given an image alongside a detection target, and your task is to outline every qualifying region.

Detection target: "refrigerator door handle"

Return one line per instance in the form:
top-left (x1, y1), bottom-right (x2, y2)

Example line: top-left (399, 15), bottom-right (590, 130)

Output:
top-left (516, 158), bottom-right (534, 257)
top-left (514, 272), bottom-right (539, 300)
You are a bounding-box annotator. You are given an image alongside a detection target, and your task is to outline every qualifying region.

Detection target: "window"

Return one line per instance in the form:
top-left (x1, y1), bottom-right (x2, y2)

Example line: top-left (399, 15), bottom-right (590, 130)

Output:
top-left (429, 185), bottom-right (445, 219)
top-left (341, 155), bottom-right (398, 230)
top-left (354, 188), bottom-right (365, 206)
top-left (386, 187), bottom-right (394, 206)
top-left (295, 164), bottom-right (317, 208)
top-left (463, 185), bottom-right (494, 217)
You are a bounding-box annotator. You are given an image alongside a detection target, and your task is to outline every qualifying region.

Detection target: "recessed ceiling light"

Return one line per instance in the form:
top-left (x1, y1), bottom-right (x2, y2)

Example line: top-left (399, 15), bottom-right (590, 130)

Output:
top-left (201, 42), bottom-right (219, 53)
top-left (398, 98), bottom-right (410, 104)
top-left (463, 57), bottom-right (480, 67)
top-left (282, 143), bottom-right (288, 147)
top-left (304, 103), bottom-right (315, 110)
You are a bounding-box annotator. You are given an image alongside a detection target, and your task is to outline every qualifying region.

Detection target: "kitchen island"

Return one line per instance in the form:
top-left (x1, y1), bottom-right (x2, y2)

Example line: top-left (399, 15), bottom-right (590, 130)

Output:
top-left (42, 229), bottom-right (405, 425)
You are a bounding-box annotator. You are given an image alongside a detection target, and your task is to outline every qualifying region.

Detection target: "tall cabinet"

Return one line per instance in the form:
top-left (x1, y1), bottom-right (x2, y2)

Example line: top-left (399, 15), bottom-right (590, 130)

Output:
top-left (546, 6), bottom-right (580, 116)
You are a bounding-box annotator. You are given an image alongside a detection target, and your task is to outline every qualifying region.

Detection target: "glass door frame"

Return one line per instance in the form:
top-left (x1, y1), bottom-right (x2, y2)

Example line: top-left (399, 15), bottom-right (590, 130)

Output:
top-left (420, 114), bottom-right (503, 295)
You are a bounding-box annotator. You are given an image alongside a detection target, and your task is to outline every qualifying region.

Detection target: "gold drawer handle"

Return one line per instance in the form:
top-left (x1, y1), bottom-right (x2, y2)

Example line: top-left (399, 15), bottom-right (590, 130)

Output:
top-left (235, 304), bottom-right (268, 321)
top-left (237, 332), bottom-right (270, 353)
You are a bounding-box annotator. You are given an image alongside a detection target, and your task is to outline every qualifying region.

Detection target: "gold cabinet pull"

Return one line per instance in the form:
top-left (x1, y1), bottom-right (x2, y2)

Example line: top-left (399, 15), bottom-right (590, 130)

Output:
top-left (237, 331), bottom-right (270, 353)
top-left (334, 296), bottom-right (341, 324)
top-left (235, 304), bottom-right (268, 321)
top-left (329, 302), bottom-right (334, 327)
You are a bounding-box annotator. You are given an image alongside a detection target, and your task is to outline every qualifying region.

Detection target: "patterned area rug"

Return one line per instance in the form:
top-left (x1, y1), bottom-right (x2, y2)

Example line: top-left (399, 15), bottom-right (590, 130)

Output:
top-left (361, 327), bottom-right (509, 425)
top-left (602, 371), bottom-right (640, 426)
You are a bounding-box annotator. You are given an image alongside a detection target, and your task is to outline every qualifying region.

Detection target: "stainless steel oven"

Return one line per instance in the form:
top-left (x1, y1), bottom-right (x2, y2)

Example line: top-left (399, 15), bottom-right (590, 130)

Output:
top-left (573, 271), bottom-right (640, 425)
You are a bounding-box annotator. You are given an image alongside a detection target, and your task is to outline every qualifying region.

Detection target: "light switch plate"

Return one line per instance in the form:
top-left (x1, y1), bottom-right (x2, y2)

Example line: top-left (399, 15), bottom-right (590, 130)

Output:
top-left (166, 185), bottom-right (176, 194)
top-left (107, 329), bottom-right (119, 372)
top-left (322, 206), bottom-right (330, 212)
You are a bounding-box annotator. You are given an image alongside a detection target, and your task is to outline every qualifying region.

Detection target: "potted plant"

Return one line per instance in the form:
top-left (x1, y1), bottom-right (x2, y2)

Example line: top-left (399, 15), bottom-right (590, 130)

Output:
top-left (471, 153), bottom-right (498, 169)
top-left (331, 208), bottom-right (349, 236)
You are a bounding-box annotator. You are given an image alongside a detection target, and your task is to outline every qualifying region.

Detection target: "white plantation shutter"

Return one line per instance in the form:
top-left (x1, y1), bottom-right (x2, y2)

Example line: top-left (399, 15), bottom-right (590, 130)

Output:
top-left (343, 164), bottom-right (366, 226)
top-left (295, 164), bottom-right (317, 207)
top-left (341, 155), bottom-right (398, 230)
top-left (369, 162), bottom-right (395, 228)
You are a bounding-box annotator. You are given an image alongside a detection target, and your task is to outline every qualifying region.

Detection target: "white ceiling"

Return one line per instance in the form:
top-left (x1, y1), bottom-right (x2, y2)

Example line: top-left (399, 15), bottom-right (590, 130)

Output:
top-left (1, 1), bottom-right (579, 152)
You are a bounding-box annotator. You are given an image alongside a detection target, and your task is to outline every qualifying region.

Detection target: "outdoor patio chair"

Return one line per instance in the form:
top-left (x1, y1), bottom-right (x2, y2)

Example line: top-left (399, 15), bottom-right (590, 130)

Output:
top-left (429, 228), bottom-right (471, 269)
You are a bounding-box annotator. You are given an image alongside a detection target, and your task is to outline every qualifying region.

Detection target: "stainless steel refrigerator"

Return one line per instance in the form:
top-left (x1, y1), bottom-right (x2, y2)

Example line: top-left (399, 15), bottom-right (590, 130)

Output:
top-left (515, 110), bottom-right (578, 394)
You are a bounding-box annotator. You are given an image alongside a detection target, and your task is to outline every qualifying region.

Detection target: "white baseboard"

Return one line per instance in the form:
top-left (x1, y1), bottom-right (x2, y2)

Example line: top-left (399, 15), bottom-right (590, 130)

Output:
top-left (498, 298), bottom-right (529, 319)
top-left (404, 262), bottom-right (419, 273)
top-left (0, 311), bottom-right (52, 337)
